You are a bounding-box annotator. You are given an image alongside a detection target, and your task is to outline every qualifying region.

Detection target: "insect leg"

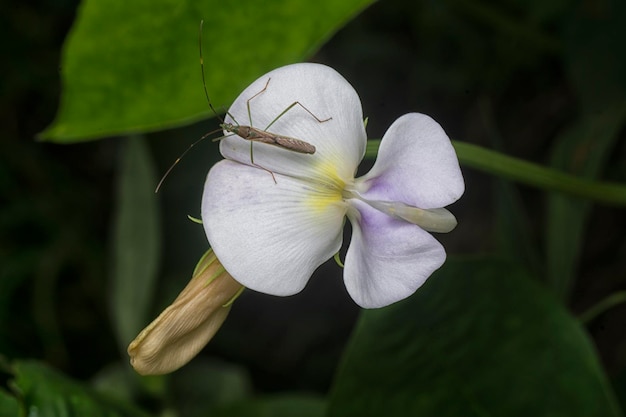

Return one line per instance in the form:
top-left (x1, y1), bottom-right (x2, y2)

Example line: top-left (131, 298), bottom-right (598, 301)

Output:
top-left (245, 78), bottom-right (271, 128)
top-left (248, 141), bottom-right (277, 184)
top-left (264, 101), bottom-right (332, 131)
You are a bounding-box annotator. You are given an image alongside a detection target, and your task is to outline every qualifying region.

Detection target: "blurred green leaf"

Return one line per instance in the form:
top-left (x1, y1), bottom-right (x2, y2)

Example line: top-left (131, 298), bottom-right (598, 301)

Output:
top-left (494, 179), bottom-right (541, 274)
top-left (478, 98), bottom-right (541, 275)
top-left (110, 136), bottom-right (161, 351)
top-left (91, 362), bottom-right (144, 405)
top-left (91, 362), bottom-right (168, 412)
top-left (613, 370), bottom-right (626, 414)
top-left (9, 360), bottom-right (150, 417)
top-left (564, 0), bottom-right (626, 113)
top-left (39, 0), bottom-right (374, 142)
top-left (450, 0), bottom-right (560, 54)
top-left (169, 358), bottom-right (252, 417)
top-left (511, 0), bottom-right (570, 25)
top-left (210, 394), bottom-right (326, 417)
top-left (546, 105), bottom-right (626, 300)
top-left (327, 258), bottom-right (622, 417)
top-left (0, 389), bottom-right (19, 417)
top-left (0, 261), bottom-right (29, 357)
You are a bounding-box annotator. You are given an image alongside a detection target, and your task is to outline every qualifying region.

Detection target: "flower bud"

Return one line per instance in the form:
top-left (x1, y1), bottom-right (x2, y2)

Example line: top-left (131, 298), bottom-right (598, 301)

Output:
top-left (127, 249), bottom-right (243, 375)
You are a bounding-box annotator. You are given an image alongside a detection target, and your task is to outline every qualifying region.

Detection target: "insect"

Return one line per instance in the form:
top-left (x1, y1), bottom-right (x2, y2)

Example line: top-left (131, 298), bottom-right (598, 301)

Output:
top-left (210, 77), bottom-right (329, 183)
top-left (155, 21), bottom-right (331, 192)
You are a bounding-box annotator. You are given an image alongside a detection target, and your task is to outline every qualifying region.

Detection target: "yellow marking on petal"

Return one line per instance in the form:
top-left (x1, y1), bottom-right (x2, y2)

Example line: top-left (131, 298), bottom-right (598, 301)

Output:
top-left (306, 190), bottom-right (343, 212)
top-left (313, 159), bottom-right (347, 189)
top-left (306, 164), bottom-right (345, 214)
top-left (303, 160), bottom-right (346, 214)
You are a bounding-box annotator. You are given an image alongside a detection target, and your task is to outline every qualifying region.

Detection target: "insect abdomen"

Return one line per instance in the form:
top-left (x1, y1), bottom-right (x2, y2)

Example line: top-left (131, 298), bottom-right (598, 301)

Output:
top-left (274, 136), bottom-right (316, 154)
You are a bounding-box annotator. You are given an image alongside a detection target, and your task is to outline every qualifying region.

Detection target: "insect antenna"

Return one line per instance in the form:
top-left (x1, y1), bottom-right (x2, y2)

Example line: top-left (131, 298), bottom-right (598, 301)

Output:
top-left (154, 127), bottom-right (223, 193)
top-left (199, 20), bottom-right (240, 126)
top-left (199, 20), bottom-right (223, 122)
top-left (155, 20), bottom-right (235, 193)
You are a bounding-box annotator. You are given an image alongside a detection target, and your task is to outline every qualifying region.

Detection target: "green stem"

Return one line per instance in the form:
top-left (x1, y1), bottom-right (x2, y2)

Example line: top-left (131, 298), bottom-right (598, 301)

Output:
top-left (364, 140), bottom-right (626, 207)
top-left (579, 292), bottom-right (626, 324)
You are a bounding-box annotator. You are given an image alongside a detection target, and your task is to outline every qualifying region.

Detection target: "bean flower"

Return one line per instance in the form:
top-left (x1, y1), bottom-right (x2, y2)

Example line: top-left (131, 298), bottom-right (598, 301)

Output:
top-left (128, 63), bottom-right (464, 375)
top-left (202, 63), bottom-right (464, 309)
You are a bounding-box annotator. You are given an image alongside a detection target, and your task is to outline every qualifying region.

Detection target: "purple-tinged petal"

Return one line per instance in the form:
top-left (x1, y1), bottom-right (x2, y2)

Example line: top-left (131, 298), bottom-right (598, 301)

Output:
top-left (343, 199), bottom-right (446, 308)
top-left (358, 113), bottom-right (464, 209)
top-left (202, 160), bottom-right (346, 296)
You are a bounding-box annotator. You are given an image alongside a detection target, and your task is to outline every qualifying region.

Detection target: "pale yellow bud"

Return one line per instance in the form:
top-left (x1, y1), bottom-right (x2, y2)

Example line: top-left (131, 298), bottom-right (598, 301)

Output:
top-left (127, 249), bottom-right (244, 375)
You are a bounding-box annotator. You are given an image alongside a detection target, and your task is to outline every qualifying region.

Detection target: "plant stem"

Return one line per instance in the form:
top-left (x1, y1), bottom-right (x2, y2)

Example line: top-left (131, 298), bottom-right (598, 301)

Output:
top-left (580, 292), bottom-right (626, 324)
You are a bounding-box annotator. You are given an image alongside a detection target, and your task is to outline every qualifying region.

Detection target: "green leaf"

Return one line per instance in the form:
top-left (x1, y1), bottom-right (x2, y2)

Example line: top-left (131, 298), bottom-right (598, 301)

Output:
top-left (493, 179), bottom-right (542, 274)
top-left (40, 0), bottom-right (374, 142)
top-left (478, 98), bottom-right (541, 274)
top-left (0, 389), bottom-right (19, 417)
top-left (613, 370), bottom-right (626, 414)
top-left (110, 136), bottom-right (161, 351)
top-left (210, 394), bottom-right (326, 417)
top-left (169, 358), bottom-right (252, 417)
top-left (91, 363), bottom-right (135, 405)
top-left (546, 105), bottom-right (626, 300)
top-left (9, 360), bottom-right (150, 417)
top-left (328, 258), bottom-right (622, 417)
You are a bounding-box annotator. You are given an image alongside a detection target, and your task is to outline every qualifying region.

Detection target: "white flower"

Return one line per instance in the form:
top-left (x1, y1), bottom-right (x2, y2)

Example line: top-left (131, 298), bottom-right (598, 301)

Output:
top-left (201, 63), bottom-right (464, 308)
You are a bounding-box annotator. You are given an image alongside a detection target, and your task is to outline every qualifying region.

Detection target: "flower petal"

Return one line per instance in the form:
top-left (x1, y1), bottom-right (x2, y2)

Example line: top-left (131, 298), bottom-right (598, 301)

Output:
top-left (220, 63), bottom-right (366, 183)
top-left (358, 113), bottom-right (464, 209)
top-left (343, 199), bottom-right (446, 308)
top-left (202, 159), bottom-right (346, 296)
